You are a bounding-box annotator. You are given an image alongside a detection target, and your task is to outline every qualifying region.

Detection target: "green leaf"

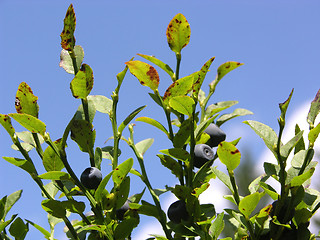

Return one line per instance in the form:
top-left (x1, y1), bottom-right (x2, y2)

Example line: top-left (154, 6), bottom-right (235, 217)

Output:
top-left (259, 182), bottom-right (278, 200)
top-left (112, 158), bottom-right (133, 186)
top-left (291, 150), bottom-right (308, 169)
top-left (0, 214), bottom-right (17, 233)
top-left (4, 190), bottom-right (23, 220)
top-left (244, 120), bottom-right (278, 157)
top-left (118, 105), bottom-right (146, 134)
top-left (279, 88), bottom-right (294, 125)
top-left (87, 95), bottom-right (112, 115)
top-left (280, 130), bottom-right (304, 159)
top-left (209, 212), bottom-right (224, 240)
top-left (194, 116), bottom-right (217, 141)
top-left (137, 53), bottom-right (174, 78)
top-left (38, 171), bottom-right (71, 181)
top-left (163, 72), bottom-right (196, 105)
top-left (135, 138), bottom-right (154, 156)
top-left (3, 157), bottom-right (36, 175)
top-left (0, 114), bottom-right (15, 138)
top-left (117, 61), bottom-right (130, 86)
top-left (308, 122), bottom-right (320, 146)
top-left (42, 139), bottom-right (64, 172)
top-left (126, 60), bottom-right (160, 91)
top-left (95, 171), bottom-right (113, 202)
top-left (211, 167), bottom-right (233, 192)
top-left (264, 162), bottom-right (280, 178)
top-left (216, 61), bottom-right (244, 82)
top-left (70, 119), bottom-right (95, 153)
top-left (9, 217), bottom-right (28, 239)
top-left (166, 13), bottom-right (191, 53)
top-left (136, 117), bottom-right (169, 137)
top-left (192, 57), bottom-right (215, 98)
top-left (70, 64), bottom-right (94, 99)
top-left (216, 108), bottom-right (253, 126)
top-left (159, 148), bottom-right (190, 162)
top-left (217, 142), bottom-right (241, 171)
top-left (26, 219), bottom-right (51, 239)
top-left (307, 89), bottom-right (320, 127)
top-left (74, 99), bottom-right (96, 123)
top-left (294, 124), bottom-right (305, 154)
top-left (15, 82), bottom-right (39, 118)
top-left (290, 167), bottom-right (315, 187)
top-left (60, 4), bottom-right (76, 51)
top-left (9, 113), bottom-right (46, 136)
top-left (193, 166), bottom-right (216, 188)
top-left (157, 154), bottom-right (182, 178)
top-left (62, 199), bottom-right (85, 214)
top-left (41, 199), bottom-right (66, 219)
top-left (204, 101), bottom-right (238, 120)
top-left (173, 118), bottom-right (194, 148)
top-left (129, 201), bottom-right (161, 220)
top-left (59, 45), bottom-right (84, 74)
top-left (239, 192), bottom-right (262, 218)
top-left (94, 147), bottom-right (102, 169)
top-left (114, 218), bottom-right (138, 239)
top-left (169, 96), bottom-right (195, 116)
top-left (116, 176), bottom-right (131, 209)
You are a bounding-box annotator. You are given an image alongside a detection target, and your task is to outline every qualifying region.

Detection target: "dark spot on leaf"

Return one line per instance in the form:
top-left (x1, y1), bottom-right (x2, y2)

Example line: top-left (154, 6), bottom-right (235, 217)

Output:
top-left (115, 168), bottom-right (119, 171)
top-left (231, 149), bottom-right (240, 155)
top-left (140, 81), bottom-right (145, 85)
top-left (146, 66), bottom-right (159, 84)
top-left (237, 62), bottom-right (241, 65)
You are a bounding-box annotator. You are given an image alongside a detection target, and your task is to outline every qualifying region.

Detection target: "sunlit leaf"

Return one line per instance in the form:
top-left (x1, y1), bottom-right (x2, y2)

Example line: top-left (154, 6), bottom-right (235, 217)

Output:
top-left (192, 57), bottom-right (215, 97)
top-left (9, 113), bottom-right (46, 136)
top-left (4, 190), bottom-right (22, 220)
top-left (169, 96), bottom-right (195, 116)
top-left (244, 120), bottom-right (278, 157)
top-left (159, 148), bottom-right (190, 162)
top-left (70, 64), bottom-right (94, 99)
top-left (0, 114), bottom-right (15, 138)
top-left (137, 53), bottom-right (174, 78)
top-left (38, 171), bottom-right (71, 181)
top-left (15, 82), bottom-right (39, 118)
top-left (308, 122), bottom-right (320, 146)
top-left (307, 89), bottom-right (320, 126)
top-left (216, 61), bottom-right (243, 82)
top-left (290, 167), bottom-right (315, 187)
top-left (60, 4), bottom-right (76, 51)
top-left (280, 130), bottom-right (304, 158)
top-left (136, 117), bottom-right (169, 137)
top-left (112, 158), bottom-right (133, 186)
top-left (59, 45), bottom-right (84, 74)
top-left (41, 199), bottom-right (66, 218)
top-left (126, 60), bottom-right (159, 91)
top-left (3, 157), bottom-right (36, 175)
top-left (43, 139), bottom-right (64, 172)
top-left (163, 72), bottom-right (196, 105)
top-left (166, 13), bottom-right (191, 53)
top-left (279, 88), bottom-right (294, 125)
top-left (204, 101), bottom-right (238, 121)
top-left (118, 105), bottom-right (146, 134)
top-left (209, 212), bottom-right (224, 239)
top-left (217, 142), bottom-right (241, 171)
top-left (135, 138), bottom-right (154, 156)
top-left (239, 192), bottom-right (262, 218)
top-left (216, 108), bottom-right (253, 126)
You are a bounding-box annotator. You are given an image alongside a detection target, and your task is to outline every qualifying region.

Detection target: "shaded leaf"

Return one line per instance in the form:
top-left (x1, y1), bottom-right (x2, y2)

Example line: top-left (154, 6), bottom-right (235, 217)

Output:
top-left (216, 61), bottom-right (243, 82)
top-left (259, 182), bottom-right (278, 200)
top-left (209, 212), bottom-right (224, 240)
top-left (166, 13), bottom-right (191, 53)
top-left (169, 96), bottom-right (195, 116)
top-left (9, 113), bottom-right (46, 136)
top-left (159, 148), bottom-right (190, 162)
top-left (70, 64), bottom-right (94, 99)
top-left (294, 124), bottom-right (305, 154)
top-left (62, 199), bottom-right (85, 214)
top-left (173, 118), bottom-right (194, 148)
top-left (136, 117), bottom-right (169, 137)
top-left (217, 142), bottom-right (241, 171)
top-left (4, 190), bottom-right (23, 220)
top-left (0, 214), bottom-right (17, 233)
top-left (70, 119), bottom-right (95, 153)
top-left (157, 154), bottom-right (182, 178)
top-left (137, 53), bottom-right (174, 78)
top-left (95, 171), bottom-right (113, 202)
top-left (126, 60), bottom-right (159, 91)
top-left (211, 167), bottom-right (233, 192)
top-left (15, 82), bottom-right (39, 118)
top-left (26, 219), bottom-right (51, 239)
top-left (60, 4), bottom-right (76, 51)
top-left (308, 122), bottom-right (320, 146)
top-left (280, 130), bottom-right (304, 159)
top-left (41, 200), bottom-right (66, 218)
top-left (59, 45), bottom-right (84, 74)
top-left (43, 139), bottom-right (64, 172)
top-left (204, 101), bottom-right (238, 121)
top-left (9, 217), bottom-right (28, 239)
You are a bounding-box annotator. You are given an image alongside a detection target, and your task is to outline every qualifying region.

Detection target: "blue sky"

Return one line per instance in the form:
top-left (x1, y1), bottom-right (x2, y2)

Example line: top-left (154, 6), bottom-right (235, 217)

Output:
top-left (1, 0), bottom-right (320, 239)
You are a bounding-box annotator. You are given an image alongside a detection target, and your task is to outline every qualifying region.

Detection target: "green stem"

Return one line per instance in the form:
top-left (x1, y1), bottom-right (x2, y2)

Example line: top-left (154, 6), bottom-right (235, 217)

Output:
top-left (32, 132), bottom-right (44, 158)
top-left (175, 52), bottom-right (181, 82)
top-left (276, 124), bottom-right (286, 199)
top-left (129, 142), bottom-right (172, 240)
top-left (187, 110), bottom-right (196, 188)
top-left (69, 49), bottom-right (79, 74)
top-left (228, 170), bottom-right (240, 205)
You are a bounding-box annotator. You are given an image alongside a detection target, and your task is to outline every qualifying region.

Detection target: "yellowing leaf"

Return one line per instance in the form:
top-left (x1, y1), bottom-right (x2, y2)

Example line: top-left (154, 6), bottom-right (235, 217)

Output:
top-left (166, 13), bottom-right (191, 53)
top-left (126, 60), bottom-right (159, 91)
top-left (15, 82), bottom-right (39, 118)
top-left (60, 4), bottom-right (76, 51)
top-left (217, 141), bottom-right (241, 170)
top-left (70, 64), bottom-right (94, 99)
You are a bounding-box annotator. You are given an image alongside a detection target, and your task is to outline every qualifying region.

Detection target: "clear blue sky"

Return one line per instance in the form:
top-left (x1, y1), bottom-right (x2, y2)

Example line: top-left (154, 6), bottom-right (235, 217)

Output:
top-left (1, 0), bottom-right (320, 239)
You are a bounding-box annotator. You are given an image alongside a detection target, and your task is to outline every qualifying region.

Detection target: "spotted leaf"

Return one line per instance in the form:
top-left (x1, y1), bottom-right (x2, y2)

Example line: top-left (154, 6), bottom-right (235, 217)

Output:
top-left (60, 4), bottom-right (76, 51)
top-left (15, 82), bottom-right (39, 118)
